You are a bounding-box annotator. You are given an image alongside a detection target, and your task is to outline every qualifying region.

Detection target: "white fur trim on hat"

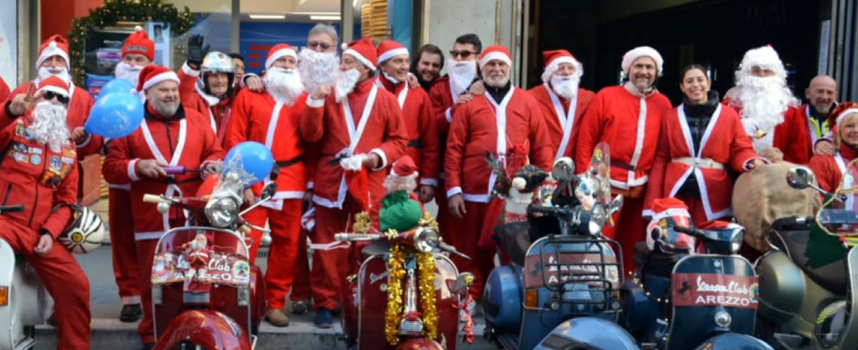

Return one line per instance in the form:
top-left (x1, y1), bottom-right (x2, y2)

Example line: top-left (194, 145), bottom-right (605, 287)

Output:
top-left (266, 48), bottom-right (297, 69)
top-left (836, 108), bottom-right (858, 126)
top-left (621, 46), bottom-right (663, 75)
top-left (37, 42), bottom-right (70, 70)
top-left (542, 57), bottom-right (583, 83)
top-left (344, 49), bottom-right (376, 71)
top-left (741, 46), bottom-right (785, 74)
top-left (378, 47), bottom-right (409, 65)
top-left (480, 52), bottom-right (512, 69)
top-left (142, 71), bottom-right (180, 91)
top-left (37, 85), bottom-right (70, 97)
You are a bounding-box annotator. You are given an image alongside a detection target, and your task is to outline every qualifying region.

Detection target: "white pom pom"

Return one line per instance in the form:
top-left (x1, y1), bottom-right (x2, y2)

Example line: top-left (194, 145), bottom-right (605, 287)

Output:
top-left (49, 41), bottom-right (57, 49)
top-left (135, 25), bottom-right (144, 32)
top-left (511, 177), bottom-right (526, 191)
top-left (340, 42), bottom-right (348, 51)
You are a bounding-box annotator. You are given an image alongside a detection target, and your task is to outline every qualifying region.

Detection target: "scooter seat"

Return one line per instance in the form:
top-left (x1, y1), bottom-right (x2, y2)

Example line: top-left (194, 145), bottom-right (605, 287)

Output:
top-left (771, 228), bottom-right (848, 295)
top-left (361, 241), bottom-right (391, 259)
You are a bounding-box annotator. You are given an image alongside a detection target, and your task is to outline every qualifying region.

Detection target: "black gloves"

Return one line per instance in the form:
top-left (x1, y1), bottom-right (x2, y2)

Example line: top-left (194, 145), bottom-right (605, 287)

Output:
top-left (187, 34), bottom-right (210, 69)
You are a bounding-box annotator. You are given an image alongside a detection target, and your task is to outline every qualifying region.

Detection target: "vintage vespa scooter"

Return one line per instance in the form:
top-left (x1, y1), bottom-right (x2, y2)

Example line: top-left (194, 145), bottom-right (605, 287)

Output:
top-left (481, 143), bottom-right (639, 350)
top-left (754, 166), bottom-right (858, 350)
top-left (143, 164), bottom-right (278, 350)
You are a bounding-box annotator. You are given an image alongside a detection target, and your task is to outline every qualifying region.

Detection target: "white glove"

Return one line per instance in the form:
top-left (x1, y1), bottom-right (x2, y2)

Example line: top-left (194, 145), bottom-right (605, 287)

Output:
top-left (741, 118), bottom-right (759, 137)
top-left (340, 154), bottom-right (367, 171)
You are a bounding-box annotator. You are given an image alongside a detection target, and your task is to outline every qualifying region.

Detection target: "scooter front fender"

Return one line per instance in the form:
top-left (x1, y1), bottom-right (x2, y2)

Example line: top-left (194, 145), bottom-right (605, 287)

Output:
top-left (831, 246), bottom-right (858, 349)
top-left (532, 317), bottom-right (639, 350)
top-left (393, 338), bottom-right (445, 350)
top-left (152, 310), bottom-right (252, 350)
top-left (695, 333), bottom-right (774, 350)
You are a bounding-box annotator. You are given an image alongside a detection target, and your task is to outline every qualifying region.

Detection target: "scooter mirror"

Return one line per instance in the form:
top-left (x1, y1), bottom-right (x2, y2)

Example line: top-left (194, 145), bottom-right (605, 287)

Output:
top-left (261, 182), bottom-right (278, 201)
top-left (611, 195), bottom-right (624, 214)
top-left (552, 157), bottom-right (576, 182)
top-left (786, 166), bottom-right (815, 190)
top-left (453, 273), bottom-right (476, 295)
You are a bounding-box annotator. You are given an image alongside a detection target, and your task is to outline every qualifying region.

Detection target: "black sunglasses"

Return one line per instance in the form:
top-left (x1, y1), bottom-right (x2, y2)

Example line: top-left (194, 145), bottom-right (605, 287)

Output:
top-left (450, 50), bottom-right (478, 58)
top-left (308, 41), bottom-right (332, 50)
top-left (45, 91), bottom-right (70, 105)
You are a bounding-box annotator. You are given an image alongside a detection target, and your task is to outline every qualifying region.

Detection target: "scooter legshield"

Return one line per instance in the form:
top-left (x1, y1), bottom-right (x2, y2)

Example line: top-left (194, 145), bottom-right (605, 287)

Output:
top-left (152, 309), bottom-right (252, 350)
top-left (532, 317), bottom-right (639, 350)
top-left (481, 265), bottom-right (522, 331)
top-left (695, 333), bottom-right (773, 350)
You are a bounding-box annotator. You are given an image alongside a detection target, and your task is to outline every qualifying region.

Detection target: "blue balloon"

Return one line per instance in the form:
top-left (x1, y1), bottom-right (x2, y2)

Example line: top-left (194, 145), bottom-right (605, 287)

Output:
top-left (98, 79), bottom-right (136, 97)
top-left (225, 141), bottom-right (274, 186)
top-left (85, 92), bottom-right (144, 138)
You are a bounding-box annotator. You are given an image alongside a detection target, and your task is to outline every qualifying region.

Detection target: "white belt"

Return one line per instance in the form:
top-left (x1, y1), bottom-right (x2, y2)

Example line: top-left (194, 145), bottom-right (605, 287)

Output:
top-left (672, 157), bottom-right (724, 170)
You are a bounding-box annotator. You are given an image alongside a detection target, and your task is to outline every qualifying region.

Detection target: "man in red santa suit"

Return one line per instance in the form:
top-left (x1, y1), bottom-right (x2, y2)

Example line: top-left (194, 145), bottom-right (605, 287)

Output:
top-left (446, 45), bottom-right (553, 300)
top-left (103, 65), bottom-right (223, 350)
top-left (528, 50), bottom-right (595, 160)
top-left (226, 43), bottom-right (309, 327)
top-left (300, 37), bottom-right (408, 328)
top-left (574, 46), bottom-right (672, 275)
top-left (799, 75), bottom-right (839, 155)
top-left (724, 45), bottom-right (810, 164)
top-left (376, 40), bottom-right (439, 203)
top-left (0, 76), bottom-right (91, 350)
top-left (0, 75), bottom-right (9, 103)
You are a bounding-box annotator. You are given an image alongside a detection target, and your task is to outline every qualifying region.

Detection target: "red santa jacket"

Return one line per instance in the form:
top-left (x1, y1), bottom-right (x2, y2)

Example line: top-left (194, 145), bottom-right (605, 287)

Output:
top-left (376, 77), bottom-right (440, 186)
top-left (103, 104), bottom-right (223, 240)
top-left (574, 84), bottom-right (672, 191)
top-left (0, 114), bottom-right (78, 237)
top-left (2, 82), bottom-right (96, 158)
top-left (428, 76), bottom-right (462, 180)
top-left (808, 144), bottom-right (858, 197)
top-left (299, 79), bottom-right (408, 209)
top-left (445, 87), bottom-right (553, 202)
top-left (643, 104), bottom-right (760, 220)
top-left (527, 84), bottom-right (595, 160)
top-left (724, 100), bottom-right (812, 165)
top-left (0, 76), bottom-right (10, 103)
top-left (179, 63), bottom-right (233, 145)
top-left (227, 89), bottom-right (310, 203)
top-left (796, 104), bottom-right (828, 150)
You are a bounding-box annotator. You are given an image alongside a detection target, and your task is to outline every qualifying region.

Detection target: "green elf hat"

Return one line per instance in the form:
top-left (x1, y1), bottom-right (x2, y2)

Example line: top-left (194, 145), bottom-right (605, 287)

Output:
top-left (379, 156), bottom-right (424, 233)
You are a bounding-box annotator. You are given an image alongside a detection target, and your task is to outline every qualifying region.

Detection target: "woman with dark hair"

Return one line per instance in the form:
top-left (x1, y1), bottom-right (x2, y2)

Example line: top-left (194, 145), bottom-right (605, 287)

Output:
top-left (643, 64), bottom-right (766, 225)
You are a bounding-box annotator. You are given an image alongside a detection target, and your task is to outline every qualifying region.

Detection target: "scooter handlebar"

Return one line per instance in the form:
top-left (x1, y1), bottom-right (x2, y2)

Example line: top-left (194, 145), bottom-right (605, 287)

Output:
top-left (0, 205), bottom-right (25, 213)
top-left (334, 233), bottom-right (381, 242)
top-left (143, 194), bottom-right (164, 204)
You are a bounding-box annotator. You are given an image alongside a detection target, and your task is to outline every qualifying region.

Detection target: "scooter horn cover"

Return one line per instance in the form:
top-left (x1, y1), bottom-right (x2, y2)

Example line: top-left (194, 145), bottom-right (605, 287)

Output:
top-left (58, 204), bottom-right (105, 254)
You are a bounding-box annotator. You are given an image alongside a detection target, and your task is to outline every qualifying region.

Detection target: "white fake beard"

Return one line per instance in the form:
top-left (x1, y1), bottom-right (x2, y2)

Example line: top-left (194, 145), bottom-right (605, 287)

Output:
top-left (297, 48), bottom-right (339, 94)
top-left (28, 102), bottom-right (69, 153)
top-left (447, 59), bottom-right (477, 97)
top-left (550, 74), bottom-right (580, 100)
top-left (382, 71), bottom-right (401, 85)
top-left (264, 68), bottom-right (304, 106)
top-left (734, 73), bottom-right (795, 133)
top-left (38, 66), bottom-right (71, 86)
top-left (114, 62), bottom-right (143, 88)
top-left (484, 72), bottom-right (510, 88)
top-left (334, 68), bottom-right (361, 103)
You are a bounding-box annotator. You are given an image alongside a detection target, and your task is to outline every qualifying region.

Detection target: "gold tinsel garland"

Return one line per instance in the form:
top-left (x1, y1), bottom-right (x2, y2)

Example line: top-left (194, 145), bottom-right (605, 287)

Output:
top-left (417, 251), bottom-right (438, 339)
top-left (385, 242), bottom-right (405, 345)
top-left (383, 230), bottom-right (439, 345)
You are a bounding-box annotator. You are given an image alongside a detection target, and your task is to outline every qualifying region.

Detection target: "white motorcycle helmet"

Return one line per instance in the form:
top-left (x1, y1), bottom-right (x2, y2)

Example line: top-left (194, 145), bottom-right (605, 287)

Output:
top-left (59, 205), bottom-right (105, 254)
top-left (646, 198), bottom-right (694, 254)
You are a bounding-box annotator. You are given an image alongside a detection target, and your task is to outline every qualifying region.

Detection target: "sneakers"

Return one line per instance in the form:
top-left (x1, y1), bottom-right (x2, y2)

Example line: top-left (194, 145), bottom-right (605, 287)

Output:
top-left (266, 308), bottom-right (290, 327)
top-left (120, 303), bottom-right (143, 323)
top-left (292, 299), bottom-right (310, 315)
top-left (314, 308), bottom-right (333, 329)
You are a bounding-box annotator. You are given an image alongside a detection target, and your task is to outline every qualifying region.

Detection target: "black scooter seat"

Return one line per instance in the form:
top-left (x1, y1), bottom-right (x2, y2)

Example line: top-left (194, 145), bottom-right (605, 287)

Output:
top-left (361, 241), bottom-right (391, 259)
top-left (771, 227), bottom-right (848, 295)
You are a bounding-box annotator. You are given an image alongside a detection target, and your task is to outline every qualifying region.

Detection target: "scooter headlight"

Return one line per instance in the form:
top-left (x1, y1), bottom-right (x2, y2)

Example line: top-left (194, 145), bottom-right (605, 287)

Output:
top-left (205, 194), bottom-right (240, 228)
top-left (414, 227), bottom-right (440, 253)
top-left (588, 205), bottom-right (607, 236)
top-left (730, 228), bottom-right (745, 255)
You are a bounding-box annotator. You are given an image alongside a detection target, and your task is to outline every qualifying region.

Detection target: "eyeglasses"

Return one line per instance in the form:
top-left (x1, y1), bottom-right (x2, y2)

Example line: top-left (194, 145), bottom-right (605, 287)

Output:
top-left (45, 91), bottom-right (70, 105)
top-left (308, 41), bottom-right (332, 50)
top-left (450, 50), bottom-right (478, 59)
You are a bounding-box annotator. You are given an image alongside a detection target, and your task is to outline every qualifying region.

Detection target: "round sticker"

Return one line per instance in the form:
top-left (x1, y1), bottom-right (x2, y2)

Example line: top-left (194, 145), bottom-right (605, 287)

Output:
top-left (31, 154), bottom-right (41, 166)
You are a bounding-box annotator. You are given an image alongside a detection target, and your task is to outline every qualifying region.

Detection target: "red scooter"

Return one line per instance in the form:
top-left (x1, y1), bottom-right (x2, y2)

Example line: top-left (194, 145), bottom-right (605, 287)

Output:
top-left (335, 221), bottom-right (476, 350)
top-left (143, 167), bottom-right (277, 350)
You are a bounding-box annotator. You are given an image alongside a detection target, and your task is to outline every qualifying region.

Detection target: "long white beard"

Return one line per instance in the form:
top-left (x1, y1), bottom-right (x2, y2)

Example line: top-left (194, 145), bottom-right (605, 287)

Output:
top-left (28, 102), bottom-right (69, 153)
top-left (732, 74), bottom-right (796, 134)
top-left (264, 68), bottom-right (304, 106)
top-left (447, 59), bottom-right (477, 98)
top-left (114, 62), bottom-right (143, 88)
top-left (297, 48), bottom-right (339, 94)
top-left (335, 69), bottom-right (361, 103)
top-left (38, 67), bottom-right (71, 86)
top-left (550, 75), bottom-right (580, 100)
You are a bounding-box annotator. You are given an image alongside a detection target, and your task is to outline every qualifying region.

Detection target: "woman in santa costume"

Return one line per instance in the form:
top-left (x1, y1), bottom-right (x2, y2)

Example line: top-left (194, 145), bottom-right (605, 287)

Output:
top-left (103, 65), bottom-right (223, 350)
top-left (644, 64), bottom-right (766, 228)
top-left (299, 37), bottom-right (408, 328)
top-left (527, 49), bottom-right (595, 160)
top-left (226, 43), bottom-right (310, 327)
top-left (0, 75), bottom-right (9, 103)
top-left (808, 102), bottom-right (858, 197)
top-left (375, 40), bottom-right (440, 203)
top-left (445, 44), bottom-right (553, 301)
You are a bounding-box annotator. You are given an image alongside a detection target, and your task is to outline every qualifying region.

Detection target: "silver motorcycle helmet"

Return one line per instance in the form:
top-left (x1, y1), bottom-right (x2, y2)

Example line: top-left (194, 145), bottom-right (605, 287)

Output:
top-left (199, 51), bottom-right (236, 98)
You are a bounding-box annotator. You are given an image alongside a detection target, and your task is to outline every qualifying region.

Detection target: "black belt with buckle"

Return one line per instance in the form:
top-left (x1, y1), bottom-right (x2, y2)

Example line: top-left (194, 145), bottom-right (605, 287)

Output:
top-left (408, 140), bottom-right (423, 149)
top-left (277, 155), bottom-right (305, 168)
top-left (611, 160), bottom-right (636, 171)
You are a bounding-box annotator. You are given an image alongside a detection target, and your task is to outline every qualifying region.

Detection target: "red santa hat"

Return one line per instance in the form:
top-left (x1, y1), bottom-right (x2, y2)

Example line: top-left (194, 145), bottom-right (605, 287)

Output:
top-left (265, 43), bottom-right (297, 70)
top-left (829, 102), bottom-right (858, 146)
top-left (479, 45), bottom-right (513, 70)
top-left (123, 26), bottom-right (155, 62)
top-left (36, 35), bottom-right (70, 70)
top-left (36, 75), bottom-right (70, 98)
top-left (621, 46), bottom-right (663, 75)
top-left (645, 197), bottom-right (692, 251)
top-left (392, 156), bottom-right (418, 178)
top-left (542, 49), bottom-right (582, 83)
top-left (343, 37), bottom-right (377, 71)
top-left (377, 40), bottom-right (409, 64)
top-left (740, 45), bottom-right (785, 75)
top-left (137, 65), bottom-right (180, 92)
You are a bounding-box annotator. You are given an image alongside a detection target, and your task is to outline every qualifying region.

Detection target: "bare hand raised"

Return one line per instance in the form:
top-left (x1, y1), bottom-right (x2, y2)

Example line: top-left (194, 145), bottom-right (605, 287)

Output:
top-left (311, 85), bottom-right (332, 101)
top-left (9, 83), bottom-right (45, 116)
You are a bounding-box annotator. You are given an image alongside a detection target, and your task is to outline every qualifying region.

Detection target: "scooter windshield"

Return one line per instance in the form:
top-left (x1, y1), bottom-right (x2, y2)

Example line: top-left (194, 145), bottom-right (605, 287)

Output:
top-left (151, 229), bottom-right (251, 287)
top-left (577, 143), bottom-right (611, 210)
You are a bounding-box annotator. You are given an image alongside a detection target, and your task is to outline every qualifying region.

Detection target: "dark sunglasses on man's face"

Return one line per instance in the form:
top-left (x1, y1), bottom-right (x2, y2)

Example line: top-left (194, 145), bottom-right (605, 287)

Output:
top-left (44, 91), bottom-right (70, 105)
top-left (450, 50), bottom-right (478, 59)
top-left (309, 41), bottom-right (332, 50)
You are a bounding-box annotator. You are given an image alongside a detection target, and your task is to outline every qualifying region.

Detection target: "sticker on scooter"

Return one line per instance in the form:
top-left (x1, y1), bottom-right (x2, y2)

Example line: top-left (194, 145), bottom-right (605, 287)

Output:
top-left (671, 273), bottom-right (759, 309)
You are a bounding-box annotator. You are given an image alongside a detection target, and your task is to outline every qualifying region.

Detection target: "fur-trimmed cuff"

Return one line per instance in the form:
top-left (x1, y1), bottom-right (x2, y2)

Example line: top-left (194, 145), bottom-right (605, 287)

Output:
top-left (241, 73), bottom-right (260, 89)
top-left (370, 149), bottom-right (387, 170)
top-left (743, 157), bottom-right (770, 171)
top-left (128, 159), bottom-right (141, 182)
top-left (200, 160), bottom-right (216, 179)
top-left (306, 96), bottom-right (325, 108)
top-left (182, 62), bottom-right (201, 77)
top-left (420, 178), bottom-right (438, 187)
top-left (75, 132), bottom-right (92, 148)
top-left (446, 187), bottom-right (462, 199)
top-left (445, 108), bottom-right (453, 123)
top-left (307, 181), bottom-right (314, 189)
top-left (641, 209), bottom-right (654, 219)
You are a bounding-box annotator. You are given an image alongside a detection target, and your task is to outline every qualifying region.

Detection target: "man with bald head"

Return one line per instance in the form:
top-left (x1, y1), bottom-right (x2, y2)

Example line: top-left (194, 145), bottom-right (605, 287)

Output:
top-left (803, 75), bottom-right (839, 155)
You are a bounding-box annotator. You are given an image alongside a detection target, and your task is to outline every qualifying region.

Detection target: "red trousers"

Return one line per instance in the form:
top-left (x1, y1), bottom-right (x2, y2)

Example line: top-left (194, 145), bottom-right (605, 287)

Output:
top-left (0, 217), bottom-right (91, 350)
top-left (602, 195), bottom-right (647, 277)
top-left (290, 226), bottom-right (312, 301)
top-left (109, 188), bottom-right (141, 304)
top-left (244, 199), bottom-right (302, 310)
top-left (310, 196), bottom-right (362, 311)
top-left (137, 219), bottom-right (185, 344)
top-left (447, 200), bottom-right (495, 300)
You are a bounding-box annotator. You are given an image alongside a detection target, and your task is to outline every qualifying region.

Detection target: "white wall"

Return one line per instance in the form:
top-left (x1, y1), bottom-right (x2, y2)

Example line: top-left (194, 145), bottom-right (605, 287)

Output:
top-left (0, 0), bottom-right (17, 86)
